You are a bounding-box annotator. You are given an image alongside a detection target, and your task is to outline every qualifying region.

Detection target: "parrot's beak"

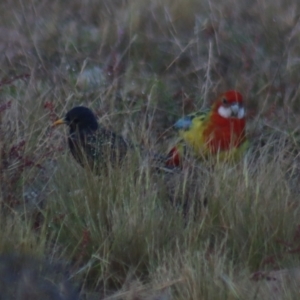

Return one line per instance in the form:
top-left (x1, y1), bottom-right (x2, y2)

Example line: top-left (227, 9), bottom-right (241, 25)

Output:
top-left (230, 103), bottom-right (245, 119)
top-left (52, 118), bottom-right (65, 127)
top-left (230, 103), bottom-right (239, 117)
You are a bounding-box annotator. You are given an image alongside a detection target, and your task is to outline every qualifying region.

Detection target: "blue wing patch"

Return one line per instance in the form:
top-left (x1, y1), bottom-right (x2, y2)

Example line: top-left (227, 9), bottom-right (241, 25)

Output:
top-left (174, 108), bottom-right (210, 130)
top-left (174, 116), bottom-right (193, 130)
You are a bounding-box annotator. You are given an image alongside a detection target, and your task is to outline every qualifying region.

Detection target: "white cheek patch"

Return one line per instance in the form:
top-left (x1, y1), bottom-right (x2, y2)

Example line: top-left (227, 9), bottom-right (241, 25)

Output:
top-left (218, 105), bottom-right (245, 119)
top-left (218, 106), bottom-right (232, 118)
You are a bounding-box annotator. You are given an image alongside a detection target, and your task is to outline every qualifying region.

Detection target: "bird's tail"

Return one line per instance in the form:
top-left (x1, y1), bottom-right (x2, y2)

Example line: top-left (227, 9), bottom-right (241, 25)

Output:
top-left (140, 150), bottom-right (181, 173)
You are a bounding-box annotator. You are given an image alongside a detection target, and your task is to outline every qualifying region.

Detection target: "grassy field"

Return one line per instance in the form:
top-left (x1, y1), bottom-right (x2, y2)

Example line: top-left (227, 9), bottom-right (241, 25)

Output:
top-left (1, 0), bottom-right (300, 299)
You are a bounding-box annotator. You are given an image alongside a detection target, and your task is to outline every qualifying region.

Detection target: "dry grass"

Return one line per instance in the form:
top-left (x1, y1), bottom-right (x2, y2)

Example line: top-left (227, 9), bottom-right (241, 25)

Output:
top-left (0, 0), bottom-right (300, 299)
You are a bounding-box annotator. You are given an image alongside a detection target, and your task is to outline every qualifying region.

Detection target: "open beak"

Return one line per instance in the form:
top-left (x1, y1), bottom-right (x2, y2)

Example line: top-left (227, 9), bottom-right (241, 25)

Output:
top-left (52, 118), bottom-right (65, 127)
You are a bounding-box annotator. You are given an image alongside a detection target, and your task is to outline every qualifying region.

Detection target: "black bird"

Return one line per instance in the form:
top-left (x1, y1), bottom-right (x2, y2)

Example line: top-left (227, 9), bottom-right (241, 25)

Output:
top-left (53, 106), bottom-right (130, 173)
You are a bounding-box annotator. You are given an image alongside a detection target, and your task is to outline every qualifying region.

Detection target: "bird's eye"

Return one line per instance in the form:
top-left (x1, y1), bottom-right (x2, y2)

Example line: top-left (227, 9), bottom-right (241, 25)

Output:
top-left (73, 118), bottom-right (79, 124)
top-left (222, 98), bottom-right (228, 104)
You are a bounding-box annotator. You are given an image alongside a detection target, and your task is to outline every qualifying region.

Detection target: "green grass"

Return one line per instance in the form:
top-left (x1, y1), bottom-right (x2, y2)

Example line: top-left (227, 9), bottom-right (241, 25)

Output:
top-left (1, 0), bottom-right (300, 299)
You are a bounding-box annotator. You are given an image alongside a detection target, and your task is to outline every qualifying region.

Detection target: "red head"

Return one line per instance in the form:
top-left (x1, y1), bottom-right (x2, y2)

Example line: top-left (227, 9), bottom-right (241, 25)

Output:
top-left (220, 90), bottom-right (243, 103)
top-left (205, 90), bottom-right (246, 152)
top-left (211, 90), bottom-right (245, 120)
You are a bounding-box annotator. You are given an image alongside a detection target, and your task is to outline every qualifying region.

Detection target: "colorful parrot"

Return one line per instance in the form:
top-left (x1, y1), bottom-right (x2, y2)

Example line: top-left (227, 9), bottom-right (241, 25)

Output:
top-left (166, 90), bottom-right (248, 166)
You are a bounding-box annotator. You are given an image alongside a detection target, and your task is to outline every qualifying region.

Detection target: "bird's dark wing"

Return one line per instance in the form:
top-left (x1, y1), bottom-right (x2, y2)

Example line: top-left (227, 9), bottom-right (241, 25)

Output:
top-left (67, 127), bottom-right (130, 173)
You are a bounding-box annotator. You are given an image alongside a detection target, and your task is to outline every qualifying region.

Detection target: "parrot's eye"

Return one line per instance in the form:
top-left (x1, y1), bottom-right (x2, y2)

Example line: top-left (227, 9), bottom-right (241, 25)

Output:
top-left (222, 98), bottom-right (228, 105)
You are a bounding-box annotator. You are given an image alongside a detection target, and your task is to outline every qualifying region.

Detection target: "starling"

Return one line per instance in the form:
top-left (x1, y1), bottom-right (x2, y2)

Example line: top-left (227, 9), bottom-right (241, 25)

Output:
top-left (53, 106), bottom-right (130, 173)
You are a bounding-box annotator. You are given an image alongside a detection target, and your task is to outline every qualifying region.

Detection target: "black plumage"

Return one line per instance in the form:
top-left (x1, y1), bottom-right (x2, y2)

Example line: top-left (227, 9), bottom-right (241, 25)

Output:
top-left (54, 106), bottom-right (130, 173)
